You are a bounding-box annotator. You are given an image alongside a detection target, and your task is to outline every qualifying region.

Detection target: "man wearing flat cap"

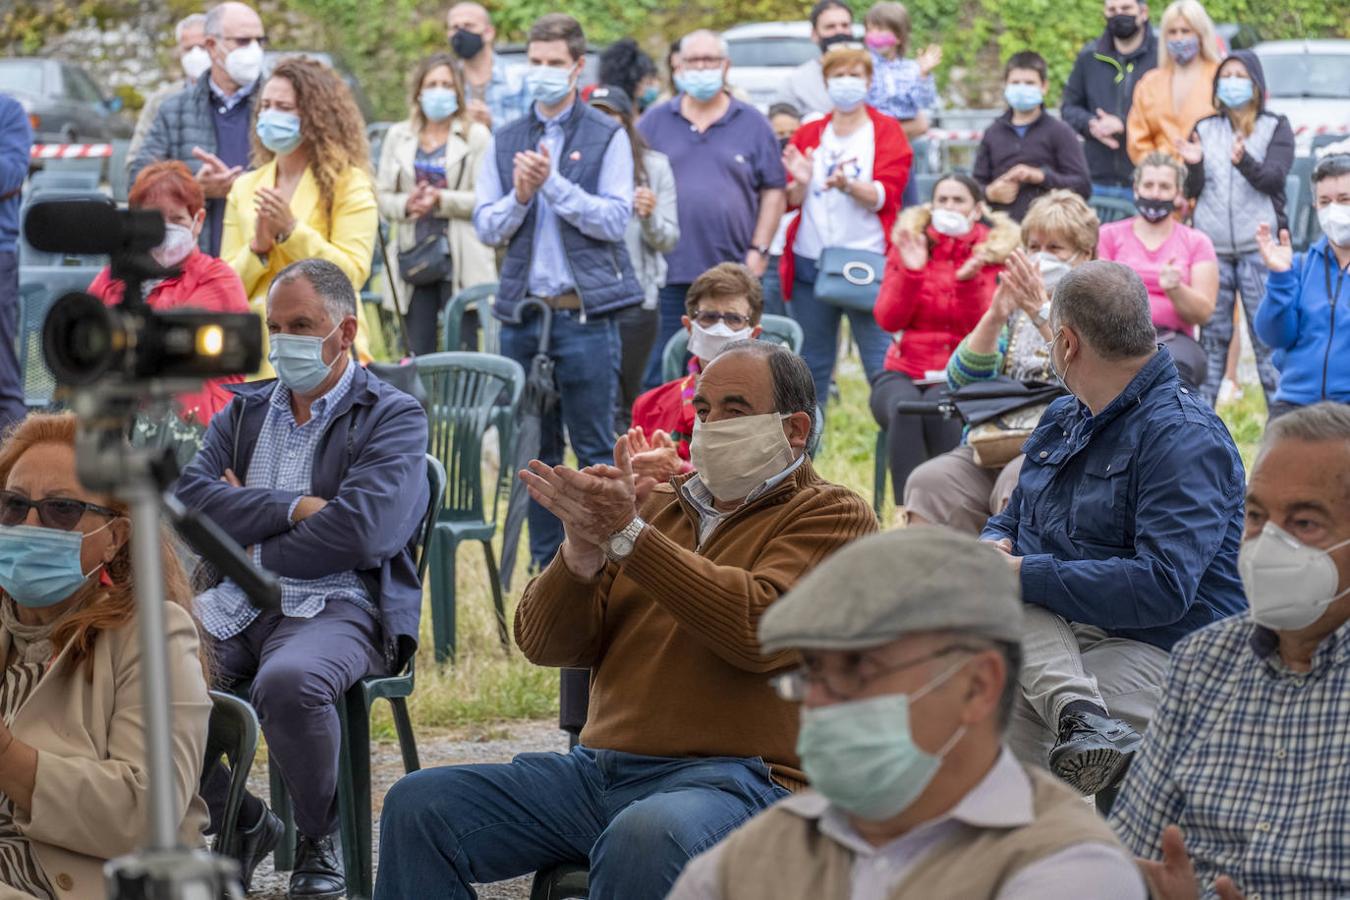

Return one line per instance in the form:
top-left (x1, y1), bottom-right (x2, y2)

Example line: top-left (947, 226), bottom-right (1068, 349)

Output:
top-left (670, 528), bottom-right (1145, 900)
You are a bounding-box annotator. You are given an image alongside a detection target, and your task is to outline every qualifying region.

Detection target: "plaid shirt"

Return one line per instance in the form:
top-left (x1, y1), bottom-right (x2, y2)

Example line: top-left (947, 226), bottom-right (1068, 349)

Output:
top-left (866, 54), bottom-right (937, 122)
top-left (1110, 614), bottom-right (1350, 899)
top-left (194, 362), bottom-right (375, 640)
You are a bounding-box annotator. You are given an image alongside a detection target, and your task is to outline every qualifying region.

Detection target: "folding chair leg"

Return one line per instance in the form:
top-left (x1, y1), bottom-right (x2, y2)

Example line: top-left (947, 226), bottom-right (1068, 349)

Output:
top-left (390, 697), bottom-right (421, 773)
top-left (268, 758), bottom-right (296, 870)
top-left (336, 691), bottom-right (375, 900)
top-left (482, 539), bottom-right (510, 650)
top-left (873, 428), bottom-right (888, 521)
top-left (428, 528), bottom-right (458, 664)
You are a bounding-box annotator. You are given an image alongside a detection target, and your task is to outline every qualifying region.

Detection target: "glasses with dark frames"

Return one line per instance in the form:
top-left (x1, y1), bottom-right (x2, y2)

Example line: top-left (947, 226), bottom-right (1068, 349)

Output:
top-left (0, 491), bottom-right (121, 531)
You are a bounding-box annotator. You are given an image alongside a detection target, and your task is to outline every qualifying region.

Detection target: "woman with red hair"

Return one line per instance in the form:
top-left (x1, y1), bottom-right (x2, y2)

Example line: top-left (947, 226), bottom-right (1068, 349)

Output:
top-left (87, 161), bottom-right (250, 423)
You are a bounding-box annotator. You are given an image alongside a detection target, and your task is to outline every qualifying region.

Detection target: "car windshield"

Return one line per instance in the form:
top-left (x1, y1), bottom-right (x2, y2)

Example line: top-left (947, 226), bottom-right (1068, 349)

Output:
top-left (0, 60), bottom-right (45, 95)
top-left (1260, 53), bottom-right (1350, 99)
top-left (727, 38), bottom-right (820, 68)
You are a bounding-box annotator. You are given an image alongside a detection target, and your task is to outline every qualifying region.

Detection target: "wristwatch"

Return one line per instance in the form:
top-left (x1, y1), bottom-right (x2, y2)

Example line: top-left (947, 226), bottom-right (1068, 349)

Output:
top-left (1033, 300), bottom-right (1053, 328)
top-left (603, 517), bottom-right (647, 562)
top-left (751, 245), bottom-right (771, 258)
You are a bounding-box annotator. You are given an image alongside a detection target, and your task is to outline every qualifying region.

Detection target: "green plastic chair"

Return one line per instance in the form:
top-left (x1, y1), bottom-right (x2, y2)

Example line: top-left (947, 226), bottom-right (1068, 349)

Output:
top-left (417, 352), bottom-right (525, 662)
top-left (873, 428), bottom-right (889, 520)
top-left (1089, 195), bottom-right (1137, 225)
top-left (442, 282), bottom-right (502, 354)
top-left (263, 455), bottom-right (443, 900)
top-left (202, 691), bottom-right (260, 861)
top-left (659, 313), bottom-right (804, 383)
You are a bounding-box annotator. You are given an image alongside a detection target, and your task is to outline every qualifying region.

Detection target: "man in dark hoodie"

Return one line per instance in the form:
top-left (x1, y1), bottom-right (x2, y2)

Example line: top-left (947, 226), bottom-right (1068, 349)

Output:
top-left (1061, 0), bottom-right (1158, 202)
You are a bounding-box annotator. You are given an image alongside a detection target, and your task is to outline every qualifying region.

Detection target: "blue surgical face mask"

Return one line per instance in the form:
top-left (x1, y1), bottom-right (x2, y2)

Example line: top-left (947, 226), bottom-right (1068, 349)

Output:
top-left (0, 523), bottom-right (112, 608)
top-left (640, 84), bottom-right (661, 110)
top-left (796, 660), bottom-right (968, 821)
top-left (1004, 83), bottom-right (1044, 112)
top-left (827, 76), bottom-right (869, 112)
top-left (675, 69), bottom-right (724, 102)
top-left (1216, 76), bottom-right (1254, 109)
top-left (525, 64), bottom-right (576, 105)
top-left (256, 108), bottom-right (303, 155)
top-left (420, 86), bottom-right (460, 121)
top-left (1167, 36), bottom-right (1200, 65)
top-left (268, 323), bottom-right (342, 394)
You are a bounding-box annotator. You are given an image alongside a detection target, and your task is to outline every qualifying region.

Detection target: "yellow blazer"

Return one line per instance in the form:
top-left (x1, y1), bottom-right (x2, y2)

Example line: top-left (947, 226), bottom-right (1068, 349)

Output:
top-left (221, 161), bottom-right (379, 372)
top-left (2, 602), bottom-right (210, 900)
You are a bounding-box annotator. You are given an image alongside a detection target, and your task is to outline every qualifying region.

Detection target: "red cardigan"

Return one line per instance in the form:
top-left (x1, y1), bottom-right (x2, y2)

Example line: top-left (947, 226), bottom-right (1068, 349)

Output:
top-left (873, 222), bottom-right (1001, 379)
top-left (87, 250), bottom-right (251, 423)
top-left (779, 106), bottom-right (912, 299)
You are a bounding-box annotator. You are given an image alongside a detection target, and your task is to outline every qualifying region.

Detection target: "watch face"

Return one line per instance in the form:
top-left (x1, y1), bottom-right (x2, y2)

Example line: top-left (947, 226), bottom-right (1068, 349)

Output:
top-left (608, 534), bottom-right (634, 559)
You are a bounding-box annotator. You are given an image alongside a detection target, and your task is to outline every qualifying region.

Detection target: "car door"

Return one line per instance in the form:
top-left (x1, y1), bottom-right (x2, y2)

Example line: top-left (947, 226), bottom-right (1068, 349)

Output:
top-left (61, 65), bottom-right (112, 140)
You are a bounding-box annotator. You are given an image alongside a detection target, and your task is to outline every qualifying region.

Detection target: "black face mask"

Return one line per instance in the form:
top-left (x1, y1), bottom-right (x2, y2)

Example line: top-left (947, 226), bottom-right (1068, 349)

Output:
top-left (818, 33), bottom-right (855, 53)
top-left (1134, 193), bottom-right (1175, 223)
top-left (778, 136), bottom-right (791, 151)
top-left (451, 29), bottom-right (485, 60)
top-left (1107, 14), bottom-right (1141, 40)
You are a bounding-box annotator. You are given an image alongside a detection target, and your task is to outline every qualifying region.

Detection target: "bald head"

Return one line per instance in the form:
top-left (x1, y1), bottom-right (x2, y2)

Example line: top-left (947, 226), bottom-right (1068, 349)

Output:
top-left (204, 1), bottom-right (262, 37)
top-left (680, 29), bottom-right (728, 58)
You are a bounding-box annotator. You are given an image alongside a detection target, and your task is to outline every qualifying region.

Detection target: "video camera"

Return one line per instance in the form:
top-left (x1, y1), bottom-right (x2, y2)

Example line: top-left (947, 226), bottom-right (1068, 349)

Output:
top-left (23, 197), bottom-right (261, 387)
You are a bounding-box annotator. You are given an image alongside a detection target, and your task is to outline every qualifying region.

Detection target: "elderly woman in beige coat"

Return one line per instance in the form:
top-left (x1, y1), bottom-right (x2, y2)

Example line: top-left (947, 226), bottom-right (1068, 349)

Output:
top-left (377, 53), bottom-right (498, 355)
top-left (0, 414), bottom-right (209, 900)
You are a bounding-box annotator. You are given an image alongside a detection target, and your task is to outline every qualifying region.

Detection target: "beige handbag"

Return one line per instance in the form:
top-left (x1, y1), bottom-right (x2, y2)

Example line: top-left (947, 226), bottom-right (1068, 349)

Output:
top-left (966, 402), bottom-right (1052, 468)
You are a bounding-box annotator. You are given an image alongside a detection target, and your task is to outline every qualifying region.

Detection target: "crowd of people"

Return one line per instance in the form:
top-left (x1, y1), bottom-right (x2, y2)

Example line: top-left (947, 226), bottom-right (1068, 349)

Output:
top-left (0, 0), bottom-right (1348, 898)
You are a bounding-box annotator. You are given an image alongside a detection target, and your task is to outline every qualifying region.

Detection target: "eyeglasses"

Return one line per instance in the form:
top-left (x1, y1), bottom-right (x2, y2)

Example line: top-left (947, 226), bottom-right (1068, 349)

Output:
top-left (0, 490), bottom-right (121, 531)
top-left (692, 310), bottom-right (751, 329)
top-left (769, 644), bottom-right (983, 702)
top-left (682, 55), bottom-right (726, 70)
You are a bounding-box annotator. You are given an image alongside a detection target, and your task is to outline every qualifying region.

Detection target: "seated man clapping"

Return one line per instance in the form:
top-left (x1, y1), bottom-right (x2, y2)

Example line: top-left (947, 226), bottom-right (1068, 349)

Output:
top-left (374, 341), bottom-right (876, 900)
top-left (176, 258), bottom-right (429, 899)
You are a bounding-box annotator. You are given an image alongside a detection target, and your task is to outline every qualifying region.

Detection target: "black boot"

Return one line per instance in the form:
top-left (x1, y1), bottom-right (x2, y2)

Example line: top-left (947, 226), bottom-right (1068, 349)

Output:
top-left (289, 831), bottom-right (345, 900)
top-left (222, 807), bottom-right (283, 892)
top-left (1048, 709), bottom-right (1142, 796)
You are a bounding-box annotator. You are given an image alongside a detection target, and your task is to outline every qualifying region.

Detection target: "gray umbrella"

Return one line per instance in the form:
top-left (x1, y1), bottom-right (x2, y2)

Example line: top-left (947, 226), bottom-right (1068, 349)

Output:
top-left (499, 298), bottom-right (558, 591)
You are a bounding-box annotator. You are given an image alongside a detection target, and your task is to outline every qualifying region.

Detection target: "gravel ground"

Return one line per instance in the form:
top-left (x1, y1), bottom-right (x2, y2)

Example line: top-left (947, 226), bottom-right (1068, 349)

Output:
top-left (247, 718), bottom-right (568, 899)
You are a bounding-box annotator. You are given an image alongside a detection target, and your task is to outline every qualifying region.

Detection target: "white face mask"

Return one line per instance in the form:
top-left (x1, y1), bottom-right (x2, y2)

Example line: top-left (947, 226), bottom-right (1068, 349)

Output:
top-left (930, 207), bottom-right (973, 237)
top-left (181, 46), bottom-right (212, 82)
top-left (1318, 203), bottom-right (1350, 248)
top-left (688, 322), bottom-right (753, 363)
top-left (224, 40), bottom-right (264, 86)
top-left (1239, 523), bottom-right (1350, 631)
top-left (151, 222), bottom-right (197, 268)
top-left (689, 413), bottom-right (795, 503)
top-left (1032, 251), bottom-right (1073, 290)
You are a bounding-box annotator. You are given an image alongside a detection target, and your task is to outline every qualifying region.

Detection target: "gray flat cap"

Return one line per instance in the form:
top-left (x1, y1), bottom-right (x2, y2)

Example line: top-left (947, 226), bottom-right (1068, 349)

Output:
top-left (759, 527), bottom-right (1023, 652)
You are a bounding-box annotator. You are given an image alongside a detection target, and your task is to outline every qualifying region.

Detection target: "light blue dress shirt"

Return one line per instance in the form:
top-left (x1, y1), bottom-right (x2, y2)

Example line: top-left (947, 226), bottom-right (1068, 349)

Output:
top-left (473, 99), bottom-right (634, 298)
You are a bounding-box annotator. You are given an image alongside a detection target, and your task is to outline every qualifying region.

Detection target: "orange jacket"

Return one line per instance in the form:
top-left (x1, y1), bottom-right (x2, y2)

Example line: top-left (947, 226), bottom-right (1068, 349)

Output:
top-left (1126, 61), bottom-right (1220, 164)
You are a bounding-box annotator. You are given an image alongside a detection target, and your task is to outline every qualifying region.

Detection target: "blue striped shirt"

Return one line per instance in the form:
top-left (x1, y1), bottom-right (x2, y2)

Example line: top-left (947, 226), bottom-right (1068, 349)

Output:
top-left (194, 362), bottom-right (375, 640)
top-left (1111, 614), bottom-right (1350, 897)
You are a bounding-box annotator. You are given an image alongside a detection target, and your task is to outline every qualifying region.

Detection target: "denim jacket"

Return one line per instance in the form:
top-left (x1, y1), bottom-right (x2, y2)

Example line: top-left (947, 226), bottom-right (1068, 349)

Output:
top-left (982, 347), bottom-right (1247, 650)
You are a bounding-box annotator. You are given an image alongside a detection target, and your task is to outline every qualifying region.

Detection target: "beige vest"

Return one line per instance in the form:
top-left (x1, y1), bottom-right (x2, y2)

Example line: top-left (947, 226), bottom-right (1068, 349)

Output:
top-left (716, 766), bottom-right (1124, 900)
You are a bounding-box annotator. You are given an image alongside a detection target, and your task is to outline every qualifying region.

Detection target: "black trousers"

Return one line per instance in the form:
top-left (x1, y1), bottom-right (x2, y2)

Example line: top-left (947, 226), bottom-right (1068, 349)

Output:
top-left (614, 304), bottom-right (659, 432)
top-left (869, 371), bottom-right (964, 505)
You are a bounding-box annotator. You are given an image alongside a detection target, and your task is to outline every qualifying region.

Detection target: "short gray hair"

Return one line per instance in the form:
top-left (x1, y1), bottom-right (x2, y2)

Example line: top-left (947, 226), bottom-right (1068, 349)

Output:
top-left (176, 13), bottom-right (207, 41)
top-left (1258, 402), bottom-right (1350, 462)
top-left (268, 258), bottom-right (357, 327)
top-left (204, 2), bottom-right (256, 38)
top-left (1050, 260), bottom-right (1157, 360)
top-left (680, 29), bottom-right (730, 59)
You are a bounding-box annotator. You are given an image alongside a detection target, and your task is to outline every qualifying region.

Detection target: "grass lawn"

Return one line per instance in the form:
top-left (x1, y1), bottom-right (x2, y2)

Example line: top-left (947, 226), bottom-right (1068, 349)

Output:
top-left (381, 351), bottom-right (1268, 739)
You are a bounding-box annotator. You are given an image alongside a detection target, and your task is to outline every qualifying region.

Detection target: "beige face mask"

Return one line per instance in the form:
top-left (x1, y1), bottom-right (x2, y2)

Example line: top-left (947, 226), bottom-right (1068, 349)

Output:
top-left (689, 413), bottom-right (795, 503)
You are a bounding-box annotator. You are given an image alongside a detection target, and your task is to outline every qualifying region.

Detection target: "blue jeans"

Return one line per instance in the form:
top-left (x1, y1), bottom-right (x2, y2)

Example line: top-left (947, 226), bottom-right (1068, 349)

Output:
top-left (761, 255), bottom-right (787, 318)
top-left (374, 745), bottom-right (788, 900)
top-left (499, 309), bottom-right (619, 566)
top-left (641, 282), bottom-right (690, 390)
top-left (1091, 183), bottom-right (1134, 202)
top-left (1200, 250), bottom-right (1279, 407)
top-left (0, 251), bottom-right (23, 433)
top-left (788, 255), bottom-right (892, 408)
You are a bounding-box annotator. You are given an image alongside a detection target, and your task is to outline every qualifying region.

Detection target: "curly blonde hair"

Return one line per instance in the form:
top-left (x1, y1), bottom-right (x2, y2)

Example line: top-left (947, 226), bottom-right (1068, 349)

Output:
top-left (0, 414), bottom-right (202, 679)
top-left (252, 56), bottom-right (370, 219)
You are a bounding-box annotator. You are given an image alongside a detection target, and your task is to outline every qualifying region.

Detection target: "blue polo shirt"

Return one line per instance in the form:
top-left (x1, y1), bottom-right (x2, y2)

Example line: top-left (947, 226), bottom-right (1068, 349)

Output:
top-left (638, 95), bottom-right (785, 285)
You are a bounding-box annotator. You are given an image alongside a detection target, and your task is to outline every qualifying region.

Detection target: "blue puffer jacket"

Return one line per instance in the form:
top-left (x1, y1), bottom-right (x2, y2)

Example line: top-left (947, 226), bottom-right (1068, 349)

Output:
top-left (1256, 236), bottom-right (1350, 405)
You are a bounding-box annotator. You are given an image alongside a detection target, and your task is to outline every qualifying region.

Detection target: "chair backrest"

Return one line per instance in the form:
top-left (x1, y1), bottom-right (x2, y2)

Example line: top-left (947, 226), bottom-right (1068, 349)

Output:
top-left (417, 453), bottom-right (447, 580)
top-left (442, 282), bottom-right (501, 354)
top-left (659, 313), bottom-right (804, 383)
top-left (1090, 195), bottom-right (1137, 225)
top-left (28, 169), bottom-right (102, 194)
top-left (416, 351), bottom-right (525, 523)
top-left (201, 690), bottom-right (260, 852)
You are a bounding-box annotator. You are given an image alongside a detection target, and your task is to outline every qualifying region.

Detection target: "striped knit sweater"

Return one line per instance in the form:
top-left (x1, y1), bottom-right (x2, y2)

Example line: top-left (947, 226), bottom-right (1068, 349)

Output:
top-left (946, 310), bottom-right (1055, 389)
top-left (515, 458), bottom-right (877, 789)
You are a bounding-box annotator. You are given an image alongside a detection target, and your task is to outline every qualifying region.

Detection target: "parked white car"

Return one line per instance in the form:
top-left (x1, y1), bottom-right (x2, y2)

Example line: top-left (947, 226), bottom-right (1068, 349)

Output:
top-left (723, 21), bottom-right (863, 112)
top-left (1253, 40), bottom-right (1350, 154)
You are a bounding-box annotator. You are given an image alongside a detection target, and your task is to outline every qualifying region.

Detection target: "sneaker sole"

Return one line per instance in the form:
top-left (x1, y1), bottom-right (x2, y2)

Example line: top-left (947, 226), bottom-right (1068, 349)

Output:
top-left (1052, 745), bottom-right (1130, 796)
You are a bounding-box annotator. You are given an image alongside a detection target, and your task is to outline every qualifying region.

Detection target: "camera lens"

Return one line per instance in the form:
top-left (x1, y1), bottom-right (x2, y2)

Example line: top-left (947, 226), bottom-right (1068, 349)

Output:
top-left (42, 292), bottom-right (125, 386)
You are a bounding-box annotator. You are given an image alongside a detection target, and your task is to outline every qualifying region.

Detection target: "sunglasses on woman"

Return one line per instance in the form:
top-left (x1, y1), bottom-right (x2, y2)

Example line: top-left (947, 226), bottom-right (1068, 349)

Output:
top-left (0, 490), bottom-right (121, 531)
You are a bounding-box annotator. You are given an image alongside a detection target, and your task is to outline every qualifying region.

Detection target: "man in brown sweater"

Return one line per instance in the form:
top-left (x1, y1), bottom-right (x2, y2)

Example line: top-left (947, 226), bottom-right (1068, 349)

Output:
top-left (670, 528), bottom-right (1145, 900)
top-left (373, 341), bottom-right (876, 900)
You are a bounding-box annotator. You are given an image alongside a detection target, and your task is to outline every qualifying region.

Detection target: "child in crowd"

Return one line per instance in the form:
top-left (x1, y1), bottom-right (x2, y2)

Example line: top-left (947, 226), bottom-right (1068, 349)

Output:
top-left (863, 1), bottom-right (940, 137)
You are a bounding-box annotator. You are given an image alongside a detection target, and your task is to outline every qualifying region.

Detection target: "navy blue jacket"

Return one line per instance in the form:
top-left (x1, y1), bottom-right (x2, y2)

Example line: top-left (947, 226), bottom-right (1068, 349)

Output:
top-left (983, 348), bottom-right (1247, 651)
top-left (176, 363), bottom-right (430, 668)
top-left (0, 94), bottom-right (33, 253)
